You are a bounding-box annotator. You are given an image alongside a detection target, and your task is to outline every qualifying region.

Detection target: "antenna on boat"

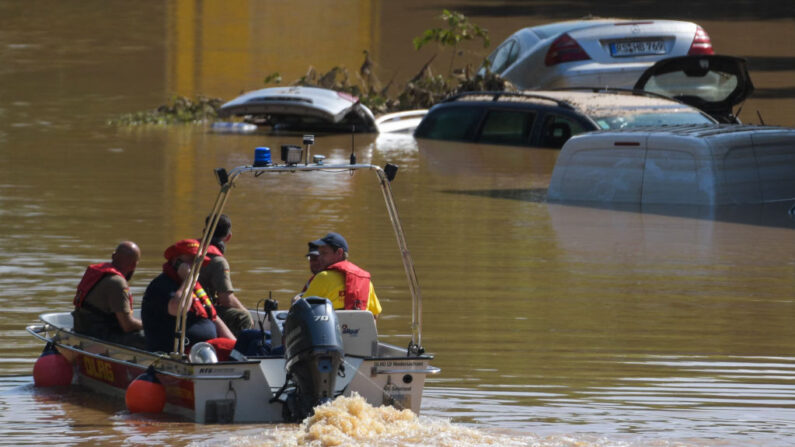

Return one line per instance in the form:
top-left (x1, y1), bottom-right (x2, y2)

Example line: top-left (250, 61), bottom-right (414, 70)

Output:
top-left (350, 125), bottom-right (357, 165)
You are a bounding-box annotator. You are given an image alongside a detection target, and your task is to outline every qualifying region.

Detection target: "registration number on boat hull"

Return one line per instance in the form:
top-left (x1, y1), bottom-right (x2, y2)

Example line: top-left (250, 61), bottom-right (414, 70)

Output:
top-left (610, 40), bottom-right (666, 57)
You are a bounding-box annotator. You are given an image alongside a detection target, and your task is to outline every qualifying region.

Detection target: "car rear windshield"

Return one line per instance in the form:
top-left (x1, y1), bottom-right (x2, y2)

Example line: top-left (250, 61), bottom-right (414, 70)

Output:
top-left (593, 111), bottom-right (714, 130)
top-left (642, 70), bottom-right (739, 103)
top-left (415, 106), bottom-right (482, 140)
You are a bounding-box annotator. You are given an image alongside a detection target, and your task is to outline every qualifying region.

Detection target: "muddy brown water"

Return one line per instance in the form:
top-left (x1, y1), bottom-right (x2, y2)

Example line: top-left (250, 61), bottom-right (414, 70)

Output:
top-left (1, 1), bottom-right (794, 446)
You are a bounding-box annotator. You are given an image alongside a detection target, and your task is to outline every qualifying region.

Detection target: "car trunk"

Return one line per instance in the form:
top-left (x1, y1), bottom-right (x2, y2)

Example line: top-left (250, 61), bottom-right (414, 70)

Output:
top-left (633, 55), bottom-right (755, 124)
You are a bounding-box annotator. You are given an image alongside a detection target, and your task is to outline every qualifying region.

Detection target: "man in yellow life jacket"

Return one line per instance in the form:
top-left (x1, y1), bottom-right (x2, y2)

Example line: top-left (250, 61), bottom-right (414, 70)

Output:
top-left (297, 232), bottom-right (381, 319)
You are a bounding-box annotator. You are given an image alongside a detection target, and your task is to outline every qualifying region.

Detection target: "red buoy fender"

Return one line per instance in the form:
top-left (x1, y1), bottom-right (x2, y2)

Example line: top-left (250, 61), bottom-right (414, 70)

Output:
top-left (33, 343), bottom-right (73, 387)
top-left (125, 366), bottom-right (166, 414)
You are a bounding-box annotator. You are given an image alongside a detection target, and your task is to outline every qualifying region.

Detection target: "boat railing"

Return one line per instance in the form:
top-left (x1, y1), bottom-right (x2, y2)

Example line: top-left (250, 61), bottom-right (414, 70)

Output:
top-left (371, 366), bottom-right (441, 375)
top-left (173, 160), bottom-right (425, 358)
top-left (27, 323), bottom-right (252, 381)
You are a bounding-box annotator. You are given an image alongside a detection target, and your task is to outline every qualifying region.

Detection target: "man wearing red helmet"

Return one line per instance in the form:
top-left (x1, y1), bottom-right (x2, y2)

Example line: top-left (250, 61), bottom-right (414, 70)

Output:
top-left (141, 239), bottom-right (235, 353)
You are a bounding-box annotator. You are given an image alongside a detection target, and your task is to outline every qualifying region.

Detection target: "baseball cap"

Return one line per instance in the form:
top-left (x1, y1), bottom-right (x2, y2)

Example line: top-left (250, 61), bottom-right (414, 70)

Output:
top-left (309, 232), bottom-right (348, 253)
top-left (306, 242), bottom-right (319, 257)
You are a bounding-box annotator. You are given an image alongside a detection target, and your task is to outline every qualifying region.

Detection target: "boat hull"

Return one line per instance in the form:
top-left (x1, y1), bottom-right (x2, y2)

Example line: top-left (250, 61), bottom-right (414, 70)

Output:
top-left (29, 311), bottom-right (438, 423)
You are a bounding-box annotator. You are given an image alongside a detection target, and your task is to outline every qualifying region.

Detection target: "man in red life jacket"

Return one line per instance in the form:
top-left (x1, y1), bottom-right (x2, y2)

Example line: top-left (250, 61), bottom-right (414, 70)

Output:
top-left (141, 239), bottom-right (236, 353)
top-left (297, 232), bottom-right (382, 318)
top-left (198, 214), bottom-right (253, 337)
top-left (72, 241), bottom-right (146, 348)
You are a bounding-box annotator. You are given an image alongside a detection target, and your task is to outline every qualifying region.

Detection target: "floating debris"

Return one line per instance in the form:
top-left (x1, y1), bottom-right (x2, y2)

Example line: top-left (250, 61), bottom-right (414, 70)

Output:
top-left (108, 95), bottom-right (224, 126)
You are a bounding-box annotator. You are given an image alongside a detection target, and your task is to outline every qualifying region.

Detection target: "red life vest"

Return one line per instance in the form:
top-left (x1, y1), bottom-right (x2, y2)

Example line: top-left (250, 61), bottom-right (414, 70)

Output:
top-left (326, 260), bottom-right (371, 310)
top-left (207, 245), bottom-right (223, 257)
top-left (73, 263), bottom-right (132, 308)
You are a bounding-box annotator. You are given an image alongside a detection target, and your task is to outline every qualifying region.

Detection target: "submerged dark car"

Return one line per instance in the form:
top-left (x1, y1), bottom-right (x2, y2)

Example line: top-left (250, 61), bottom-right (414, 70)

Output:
top-left (414, 89), bottom-right (717, 148)
top-left (415, 55), bottom-right (754, 148)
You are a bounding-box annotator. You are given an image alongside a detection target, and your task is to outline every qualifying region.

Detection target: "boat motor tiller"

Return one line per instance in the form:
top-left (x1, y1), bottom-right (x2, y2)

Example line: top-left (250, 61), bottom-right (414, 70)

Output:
top-left (281, 297), bottom-right (344, 421)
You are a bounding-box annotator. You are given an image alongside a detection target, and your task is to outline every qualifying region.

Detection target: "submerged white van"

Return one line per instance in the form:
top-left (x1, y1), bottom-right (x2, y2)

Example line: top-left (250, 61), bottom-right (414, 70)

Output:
top-left (548, 125), bottom-right (795, 205)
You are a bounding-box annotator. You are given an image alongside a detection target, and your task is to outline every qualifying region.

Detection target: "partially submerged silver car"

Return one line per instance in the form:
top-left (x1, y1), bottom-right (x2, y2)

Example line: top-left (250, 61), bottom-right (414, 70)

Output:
top-left (217, 86), bottom-right (378, 133)
top-left (216, 86), bottom-right (427, 134)
top-left (483, 18), bottom-right (715, 90)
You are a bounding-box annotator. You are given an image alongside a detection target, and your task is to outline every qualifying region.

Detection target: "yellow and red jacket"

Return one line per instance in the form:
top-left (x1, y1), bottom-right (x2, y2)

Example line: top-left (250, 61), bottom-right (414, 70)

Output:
top-left (163, 262), bottom-right (217, 321)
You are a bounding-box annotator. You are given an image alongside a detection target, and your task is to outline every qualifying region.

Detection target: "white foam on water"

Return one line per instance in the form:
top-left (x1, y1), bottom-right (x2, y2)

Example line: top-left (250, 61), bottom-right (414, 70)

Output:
top-left (191, 393), bottom-right (699, 447)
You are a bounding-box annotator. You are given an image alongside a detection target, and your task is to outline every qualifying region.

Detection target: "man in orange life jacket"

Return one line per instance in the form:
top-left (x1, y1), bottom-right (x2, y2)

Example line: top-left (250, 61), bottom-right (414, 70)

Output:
top-left (141, 239), bottom-right (235, 353)
top-left (72, 241), bottom-right (146, 348)
top-left (297, 232), bottom-right (382, 318)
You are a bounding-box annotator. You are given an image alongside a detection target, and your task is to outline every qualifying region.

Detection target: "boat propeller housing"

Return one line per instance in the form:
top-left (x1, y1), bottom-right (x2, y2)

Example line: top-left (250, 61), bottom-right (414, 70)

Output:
top-left (281, 297), bottom-right (345, 421)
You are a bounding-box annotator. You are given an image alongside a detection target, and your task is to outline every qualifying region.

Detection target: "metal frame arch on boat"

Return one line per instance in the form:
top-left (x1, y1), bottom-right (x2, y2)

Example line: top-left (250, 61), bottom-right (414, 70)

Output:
top-left (173, 159), bottom-right (426, 358)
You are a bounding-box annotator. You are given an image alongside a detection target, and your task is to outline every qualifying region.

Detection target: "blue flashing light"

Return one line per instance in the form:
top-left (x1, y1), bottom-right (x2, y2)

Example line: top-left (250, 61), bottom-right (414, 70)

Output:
top-left (254, 147), bottom-right (272, 167)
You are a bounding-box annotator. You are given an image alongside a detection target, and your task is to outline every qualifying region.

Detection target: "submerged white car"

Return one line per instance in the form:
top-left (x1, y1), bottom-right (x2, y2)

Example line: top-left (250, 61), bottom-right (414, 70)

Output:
top-left (484, 18), bottom-right (714, 89)
top-left (548, 125), bottom-right (795, 206)
top-left (217, 86), bottom-right (379, 133)
top-left (216, 86), bottom-right (427, 135)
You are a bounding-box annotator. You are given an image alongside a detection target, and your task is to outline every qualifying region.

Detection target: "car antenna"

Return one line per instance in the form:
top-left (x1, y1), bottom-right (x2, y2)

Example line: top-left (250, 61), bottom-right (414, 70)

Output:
top-left (734, 101), bottom-right (746, 123)
top-left (350, 125), bottom-right (357, 165)
top-left (756, 110), bottom-right (766, 126)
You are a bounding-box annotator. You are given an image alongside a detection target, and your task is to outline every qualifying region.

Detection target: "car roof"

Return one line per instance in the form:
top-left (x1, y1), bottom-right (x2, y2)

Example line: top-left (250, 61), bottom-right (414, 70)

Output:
top-left (527, 18), bottom-right (618, 39)
top-left (440, 90), bottom-right (705, 120)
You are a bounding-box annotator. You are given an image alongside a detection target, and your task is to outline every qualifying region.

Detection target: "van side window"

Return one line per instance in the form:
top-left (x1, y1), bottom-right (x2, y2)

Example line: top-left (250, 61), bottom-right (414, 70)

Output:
top-left (415, 106), bottom-right (481, 141)
top-left (478, 110), bottom-right (535, 145)
top-left (539, 114), bottom-right (586, 148)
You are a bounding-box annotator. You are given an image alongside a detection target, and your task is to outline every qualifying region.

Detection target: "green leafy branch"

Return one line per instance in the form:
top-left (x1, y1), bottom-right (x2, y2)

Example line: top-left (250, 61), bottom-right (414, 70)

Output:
top-left (412, 9), bottom-right (490, 75)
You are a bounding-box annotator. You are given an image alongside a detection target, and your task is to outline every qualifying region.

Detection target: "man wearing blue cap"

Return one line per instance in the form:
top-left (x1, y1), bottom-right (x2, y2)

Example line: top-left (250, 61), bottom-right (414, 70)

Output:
top-left (298, 232), bottom-right (382, 318)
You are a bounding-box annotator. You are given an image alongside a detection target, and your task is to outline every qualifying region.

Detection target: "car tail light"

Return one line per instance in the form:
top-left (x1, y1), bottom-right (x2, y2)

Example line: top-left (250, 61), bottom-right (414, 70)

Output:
top-left (687, 26), bottom-right (714, 55)
top-left (545, 33), bottom-right (591, 66)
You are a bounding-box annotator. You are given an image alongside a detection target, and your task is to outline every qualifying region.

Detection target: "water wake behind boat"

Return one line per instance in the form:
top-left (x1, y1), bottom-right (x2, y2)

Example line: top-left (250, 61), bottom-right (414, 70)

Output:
top-left (191, 393), bottom-right (686, 447)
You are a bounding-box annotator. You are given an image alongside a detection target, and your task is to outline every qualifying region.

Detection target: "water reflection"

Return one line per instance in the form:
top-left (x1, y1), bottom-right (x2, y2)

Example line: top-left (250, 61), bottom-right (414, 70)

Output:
top-left (424, 354), bottom-right (795, 443)
top-left (546, 202), bottom-right (795, 263)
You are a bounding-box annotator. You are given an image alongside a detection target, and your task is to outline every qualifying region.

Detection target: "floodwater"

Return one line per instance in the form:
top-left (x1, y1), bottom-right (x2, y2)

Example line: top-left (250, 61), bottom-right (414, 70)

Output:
top-left (1, 1), bottom-right (794, 446)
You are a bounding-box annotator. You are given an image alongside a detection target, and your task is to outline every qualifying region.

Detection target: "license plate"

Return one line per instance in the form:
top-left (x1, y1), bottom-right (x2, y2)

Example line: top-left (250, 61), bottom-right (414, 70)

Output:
top-left (610, 40), bottom-right (665, 57)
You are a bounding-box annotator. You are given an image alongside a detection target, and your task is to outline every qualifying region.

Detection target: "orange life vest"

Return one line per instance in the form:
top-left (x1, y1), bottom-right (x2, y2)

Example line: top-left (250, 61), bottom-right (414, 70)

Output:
top-left (326, 260), bottom-right (371, 310)
top-left (73, 263), bottom-right (132, 308)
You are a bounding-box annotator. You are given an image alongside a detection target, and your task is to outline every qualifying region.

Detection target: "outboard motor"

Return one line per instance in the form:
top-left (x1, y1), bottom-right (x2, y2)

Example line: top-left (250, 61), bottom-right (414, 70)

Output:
top-left (281, 297), bottom-right (344, 421)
